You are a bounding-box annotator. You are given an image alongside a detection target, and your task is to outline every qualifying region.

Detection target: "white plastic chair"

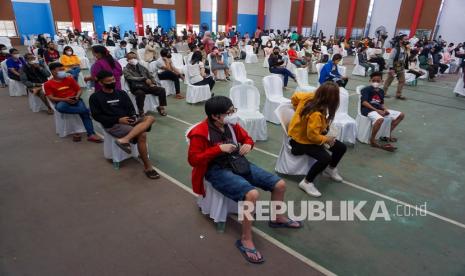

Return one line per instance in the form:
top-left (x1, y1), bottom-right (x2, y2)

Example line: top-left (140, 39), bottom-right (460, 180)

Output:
top-left (454, 73), bottom-right (465, 97)
top-left (263, 53), bottom-right (270, 68)
top-left (28, 92), bottom-right (48, 112)
top-left (355, 85), bottom-right (391, 144)
top-left (171, 53), bottom-right (184, 72)
top-left (230, 62), bottom-right (253, 86)
top-left (207, 53), bottom-right (226, 80)
top-left (102, 129), bottom-right (140, 169)
top-left (1, 60), bottom-right (27, 97)
top-left (274, 102), bottom-right (316, 175)
top-left (352, 52), bottom-right (367, 76)
top-left (244, 45), bottom-right (258, 64)
top-left (147, 61), bottom-right (176, 96)
top-left (263, 75), bottom-right (291, 124)
top-left (286, 61), bottom-right (297, 74)
top-left (137, 48), bottom-right (146, 60)
top-left (183, 66), bottom-right (211, 104)
top-left (333, 88), bottom-right (357, 144)
top-left (48, 99), bottom-right (86, 138)
top-left (229, 85), bottom-right (267, 141)
top-left (0, 37), bottom-right (12, 48)
top-left (120, 76), bottom-right (159, 113)
top-left (295, 68), bottom-right (317, 92)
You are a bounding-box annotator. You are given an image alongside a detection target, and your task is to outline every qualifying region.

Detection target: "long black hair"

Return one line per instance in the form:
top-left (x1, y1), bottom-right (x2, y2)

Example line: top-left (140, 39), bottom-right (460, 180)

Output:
top-left (191, 51), bottom-right (202, 65)
top-left (92, 45), bottom-right (116, 69)
top-left (300, 82), bottom-right (340, 125)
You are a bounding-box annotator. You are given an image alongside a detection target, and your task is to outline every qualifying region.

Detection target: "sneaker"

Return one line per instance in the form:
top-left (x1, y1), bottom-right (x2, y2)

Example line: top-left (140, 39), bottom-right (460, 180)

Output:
top-left (323, 167), bottom-right (343, 182)
top-left (298, 180), bottom-right (322, 197)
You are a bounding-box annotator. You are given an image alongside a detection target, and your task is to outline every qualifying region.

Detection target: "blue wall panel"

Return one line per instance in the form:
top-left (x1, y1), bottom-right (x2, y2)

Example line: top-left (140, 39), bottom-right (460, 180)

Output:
top-left (12, 2), bottom-right (55, 42)
top-left (237, 14), bottom-right (257, 37)
top-left (200, 11), bottom-right (212, 32)
top-left (101, 6), bottom-right (135, 36)
top-left (93, 6), bottom-right (105, 39)
top-left (157, 9), bottom-right (175, 31)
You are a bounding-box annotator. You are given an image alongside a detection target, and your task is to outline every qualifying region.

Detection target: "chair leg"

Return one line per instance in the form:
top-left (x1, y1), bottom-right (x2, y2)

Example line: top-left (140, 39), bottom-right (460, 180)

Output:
top-left (113, 161), bottom-right (120, 170)
top-left (216, 222), bottom-right (226, 233)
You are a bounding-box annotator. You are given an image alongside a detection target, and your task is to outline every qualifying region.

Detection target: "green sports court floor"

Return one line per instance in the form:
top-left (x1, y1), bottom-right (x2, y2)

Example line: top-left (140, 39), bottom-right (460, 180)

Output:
top-left (2, 53), bottom-right (465, 275)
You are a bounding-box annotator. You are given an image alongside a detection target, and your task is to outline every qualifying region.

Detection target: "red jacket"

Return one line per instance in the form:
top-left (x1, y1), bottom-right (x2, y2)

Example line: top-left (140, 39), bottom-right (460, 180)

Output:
top-left (187, 119), bottom-right (254, 196)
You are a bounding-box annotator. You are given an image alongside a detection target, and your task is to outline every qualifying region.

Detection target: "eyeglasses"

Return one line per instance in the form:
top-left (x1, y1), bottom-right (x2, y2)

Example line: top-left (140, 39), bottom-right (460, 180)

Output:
top-left (225, 108), bottom-right (237, 115)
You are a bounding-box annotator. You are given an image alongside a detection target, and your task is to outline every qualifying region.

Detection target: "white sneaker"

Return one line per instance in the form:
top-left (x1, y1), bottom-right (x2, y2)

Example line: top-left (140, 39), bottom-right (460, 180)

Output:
top-left (298, 180), bottom-right (322, 197)
top-left (324, 167), bottom-right (343, 182)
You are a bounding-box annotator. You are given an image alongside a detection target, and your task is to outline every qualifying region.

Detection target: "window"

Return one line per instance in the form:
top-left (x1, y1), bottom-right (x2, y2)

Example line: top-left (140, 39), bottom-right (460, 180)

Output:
top-left (56, 21), bottom-right (73, 33)
top-left (351, 28), bottom-right (364, 40)
top-left (336, 27), bottom-right (346, 39)
top-left (143, 13), bottom-right (158, 30)
top-left (176, 24), bottom-right (200, 36)
top-left (415, 29), bottom-right (431, 40)
top-left (217, 25), bottom-right (236, 33)
top-left (153, 0), bottom-right (174, 4)
top-left (81, 22), bottom-right (94, 32)
top-left (0, 20), bottom-right (17, 37)
top-left (396, 29), bottom-right (410, 37)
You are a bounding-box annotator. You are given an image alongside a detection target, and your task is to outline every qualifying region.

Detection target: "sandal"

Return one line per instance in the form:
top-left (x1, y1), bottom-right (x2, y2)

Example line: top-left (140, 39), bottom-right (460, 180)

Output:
top-left (144, 169), bottom-right (160, 179)
top-left (72, 134), bottom-right (82, 142)
top-left (47, 109), bottom-right (54, 115)
top-left (380, 137), bottom-right (398, 142)
top-left (268, 219), bottom-right (303, 229)
top-left (396, 95), bottom-right (406, 100)
top-left (235, 240), bottom-right (264, 264)
top-left (156, 106), bottom-right (167, 116)
top-left (371, 143), bottom-right (397, 152)
top-left (87, 135), bottom-right (104, 143)
top-left (115, 140), bottom-right (132, 154)
top-left (175, 94), bottom-right (185, 99)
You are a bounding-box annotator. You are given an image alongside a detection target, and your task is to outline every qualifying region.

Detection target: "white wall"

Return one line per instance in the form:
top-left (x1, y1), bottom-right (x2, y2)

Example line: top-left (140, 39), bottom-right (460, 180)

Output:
top-left (316, 0), bottom-right (339, 37)
top-left (368, 0), bottom-right (402, 42)
top-left (264, 0), bottom-right (291, 31)
top-left (238, 0), bottom-right (258, 15)
top-left (200, 0), bottom-right (212, 12)
top-left (436, 0), bottom-right (465, 43)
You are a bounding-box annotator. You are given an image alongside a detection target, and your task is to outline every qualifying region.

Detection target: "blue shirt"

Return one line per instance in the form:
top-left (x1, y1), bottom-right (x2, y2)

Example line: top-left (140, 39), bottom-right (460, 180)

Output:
top-left (6, 57), bottom-right (26, 79)
top-left (319, 60), bottom-right (341, 84)
top-left (360, 85), bottom-right (384, 116)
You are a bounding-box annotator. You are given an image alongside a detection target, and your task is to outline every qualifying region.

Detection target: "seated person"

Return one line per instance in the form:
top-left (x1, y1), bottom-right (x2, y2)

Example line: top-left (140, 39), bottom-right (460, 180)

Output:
top-left (187, 96), bottom-right (302, 264)
top-left (407, 50), bottom-right (425, 79)
top-left (144, 39), bottom-right (159, 62)
top-left (20, 53), bottom-right (53, 114)
top-left (319, 54), bottom-right (348, 87)
top-left (361, 72), bottom-right (405, 152)
top-left (288, 42), bottom-right (307, 68)
top-left (186, 44), bottom-right (199, 64)
top-left (358, 46), bottom-right (377, 75)
top-left (123, 52), bottom-right (167, 117)
top-left (44, 62), bottom-right (103, 143)
top-left (419, 48), bottom-right (437, 82)
top-left (209, 46), bottom-right (231, 80)
top-left (44, 42), bottom-right (60, 64)
top-left (187, 51), bottom-right (215, 90)
top-left (367, 42), bottom-right (385, 71)
top-left (268, 46), bottom-right (296, 89)
top-left (154, 48), bottom-right (184, 99)
top-left (6, 48), bottom-right (26, 81)
top-left (288, 82), bottom-right (347, 197)
top-left (89, 70), bottom-right (160, 179)
top-left (0, 44), bottom-right (9, 88)
top-left (138, 37), bottom-right (147, 49)
top-left (59, 46), bottom-right (81, 81)
top-left (115, 41), bottom-right (128, 60)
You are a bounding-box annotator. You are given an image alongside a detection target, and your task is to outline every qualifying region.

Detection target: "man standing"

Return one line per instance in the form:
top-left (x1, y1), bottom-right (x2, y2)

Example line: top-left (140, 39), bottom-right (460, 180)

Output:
top-left (383, 34), bottom-right (409, 99)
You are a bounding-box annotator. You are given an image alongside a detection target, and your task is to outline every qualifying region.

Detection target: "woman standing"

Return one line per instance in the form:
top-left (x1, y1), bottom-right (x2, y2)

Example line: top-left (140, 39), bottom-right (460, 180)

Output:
top-left (288, 82), bottom-right (347, 197)
top-left (85, 45), bottom-right (122, 91)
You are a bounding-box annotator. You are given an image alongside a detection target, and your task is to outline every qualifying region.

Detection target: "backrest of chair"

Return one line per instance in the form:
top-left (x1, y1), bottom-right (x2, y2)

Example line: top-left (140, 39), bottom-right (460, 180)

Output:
top-left (229, 84), bottom-right (260, 112)
top-left (274, 102), bottom-right (295, 134)
top-left (137, 48), bottom-right (145, 60)
top-left (354, 52), bottom-right (359, 65)
top-left (263, 75), bottom-right (284, 99)
top-left (316, 63), bottom-right (324, 79)
top-left (355, 85), bottom-right (364, 116)
top-left (245, 45), bottom-right (253, 54)
top-left (118, 58), bottom-right (128, 68)
top-left (183, 65), bottom-right (193, 85)
top-left (295, 68), bottom-right (309, 88)
top-left (338, 65), bottom-right (347, 76)
top-left (321, 45), bottom-right (328, 54)
top-left (71, 45), bottom-right (86, 58)
top-left (336, 87), bottom-right (349, 115)
top-left (1, 60), bottom-right (8, 77)
top-left (171, 53), bottom-right (184, 68)
top-left (230, 62), bottom-right (247, 81)
top-left (0, 37), bottom-right (12, 48)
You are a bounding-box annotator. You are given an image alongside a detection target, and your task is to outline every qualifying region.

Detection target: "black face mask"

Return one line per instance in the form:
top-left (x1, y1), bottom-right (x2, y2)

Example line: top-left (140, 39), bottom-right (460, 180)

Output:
top-left (166, 54), bottom-right (172, 58)
top-left (273, 51), bottom-right (279, 55)
top-left (103, 82), bottom-right (116, 89)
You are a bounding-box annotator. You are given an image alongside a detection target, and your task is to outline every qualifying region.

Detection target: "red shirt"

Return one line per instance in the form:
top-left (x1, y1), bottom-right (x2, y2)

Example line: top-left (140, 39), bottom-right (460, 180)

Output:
top-left (288, 48), bottom-right (298, 63)
top-left (44, 77), bottom-right (80, 99)
top-left (187, 119), bottom-right (254, 196)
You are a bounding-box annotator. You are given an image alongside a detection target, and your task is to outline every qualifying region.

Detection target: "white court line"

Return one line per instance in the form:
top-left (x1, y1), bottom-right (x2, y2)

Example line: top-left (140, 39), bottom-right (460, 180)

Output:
top-left (167, 114), bottom-right (465, 230)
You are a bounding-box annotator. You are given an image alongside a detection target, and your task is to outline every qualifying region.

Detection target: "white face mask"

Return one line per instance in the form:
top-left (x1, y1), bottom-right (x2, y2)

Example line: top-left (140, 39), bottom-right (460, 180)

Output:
top-left (28, 59), bottom-right (39, 64)
top-left (128, 59), bottom-right (139, 66)
top-left (65, 51), bottom-right (73, 55)
top-left (223, 114), bottom-right (239, 125)
top-left (372, 82), bottom-right (381, 88)
top-left (12, 54), bottom-right (20, 59)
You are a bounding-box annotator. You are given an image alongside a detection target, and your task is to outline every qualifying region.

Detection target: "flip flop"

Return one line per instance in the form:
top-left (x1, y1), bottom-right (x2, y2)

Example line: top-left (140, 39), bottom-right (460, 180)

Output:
top-left (156, 106), bottom-right (167, 116)
top-left (371, 143), bottom-right (397, 152)
top-left (396, 95), bottom-right (407, 100)
top-left (144, 169), bottom-right (160, 179)
top-left (235, 240), bottom-right (265, 264)
top-left (268, 219), bottom-right (303, 229)
top-left (115, 140), bottom-right (132, 154)
top-left (380, 137), bottom-right (398, 142)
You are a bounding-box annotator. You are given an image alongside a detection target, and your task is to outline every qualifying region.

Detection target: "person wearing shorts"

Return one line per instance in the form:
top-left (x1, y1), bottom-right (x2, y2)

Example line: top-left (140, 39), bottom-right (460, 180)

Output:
top-left (89, 70), bottom-right (160, 179)
top-left (187, 96), bottom-right (302, 264)
top-left (361, 72), bottom-right (405, 152)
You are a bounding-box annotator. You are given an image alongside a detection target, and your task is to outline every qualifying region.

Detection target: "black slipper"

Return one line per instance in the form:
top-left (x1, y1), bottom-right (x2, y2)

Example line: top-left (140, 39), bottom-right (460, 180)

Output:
top-left (144, 169), bottom-right (160, 179)
top-left (115, 140), bottom-right (131, 154)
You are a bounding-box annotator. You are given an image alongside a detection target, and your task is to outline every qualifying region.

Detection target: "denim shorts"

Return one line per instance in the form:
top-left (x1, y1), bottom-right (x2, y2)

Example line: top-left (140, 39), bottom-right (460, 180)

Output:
top-left (205, 163), bottom-right (281, 202)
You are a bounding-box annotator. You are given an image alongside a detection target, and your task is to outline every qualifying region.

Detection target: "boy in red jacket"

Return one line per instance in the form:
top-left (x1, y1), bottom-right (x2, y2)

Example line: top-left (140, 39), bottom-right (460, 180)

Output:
top-left (187, 96), bottom-right (302, 264)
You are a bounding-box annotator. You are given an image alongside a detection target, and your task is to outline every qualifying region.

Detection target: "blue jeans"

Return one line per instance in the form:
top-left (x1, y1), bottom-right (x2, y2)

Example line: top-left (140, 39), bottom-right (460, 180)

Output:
top-left (205, 163), bottom-right (281, 202)
top-left (55, 99), bottom-right (95, 136)
top-left (0, 70), bottom-right (5, 85)
top-left (67, 67), bottom-right (81, 81)
top-left (270, 67), bottom-right (294, 87)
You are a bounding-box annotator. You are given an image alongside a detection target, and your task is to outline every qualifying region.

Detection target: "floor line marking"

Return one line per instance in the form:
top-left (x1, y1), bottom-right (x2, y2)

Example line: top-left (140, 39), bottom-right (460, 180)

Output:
top-left (166, 114), bottom-right (465, 230)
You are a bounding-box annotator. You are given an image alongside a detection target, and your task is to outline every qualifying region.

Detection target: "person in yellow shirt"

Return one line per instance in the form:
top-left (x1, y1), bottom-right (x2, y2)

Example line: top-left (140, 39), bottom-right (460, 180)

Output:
top-left (288, 82), bottom-right (347, 197)
top-left (59, 46), bottom-right (81, 81)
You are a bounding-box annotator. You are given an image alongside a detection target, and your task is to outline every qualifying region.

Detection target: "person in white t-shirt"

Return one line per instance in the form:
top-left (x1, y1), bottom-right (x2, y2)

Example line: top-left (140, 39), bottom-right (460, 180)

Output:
top-left (187, 51), bottom-right (215, 90)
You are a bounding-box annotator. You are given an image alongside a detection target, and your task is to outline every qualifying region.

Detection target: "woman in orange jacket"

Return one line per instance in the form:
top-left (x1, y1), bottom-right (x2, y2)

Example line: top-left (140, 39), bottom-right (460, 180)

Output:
top-left (288, 82), bottom-right (347, 197)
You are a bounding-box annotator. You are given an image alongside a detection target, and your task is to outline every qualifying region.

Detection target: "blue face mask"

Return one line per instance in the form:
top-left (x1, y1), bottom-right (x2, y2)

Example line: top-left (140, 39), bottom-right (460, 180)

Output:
top-left (57, 71), bottom-right (68, 79)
